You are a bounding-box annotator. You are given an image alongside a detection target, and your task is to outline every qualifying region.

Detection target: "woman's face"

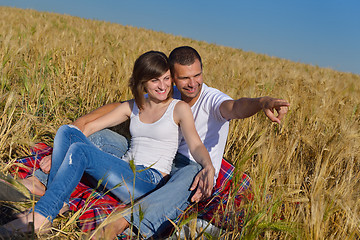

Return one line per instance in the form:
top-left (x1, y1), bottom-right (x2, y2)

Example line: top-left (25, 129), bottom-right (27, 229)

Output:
top-left (144, 70), bottom-right (172, 102)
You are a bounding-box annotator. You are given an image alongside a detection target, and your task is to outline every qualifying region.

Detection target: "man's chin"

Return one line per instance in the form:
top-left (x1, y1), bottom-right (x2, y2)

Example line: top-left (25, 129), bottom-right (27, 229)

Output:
top-left (181, 93), bottom-right (200, 103)
top-left (182, 89), bottom-right (198, 97)
top-left (181, 93), bottom-right (195, 99)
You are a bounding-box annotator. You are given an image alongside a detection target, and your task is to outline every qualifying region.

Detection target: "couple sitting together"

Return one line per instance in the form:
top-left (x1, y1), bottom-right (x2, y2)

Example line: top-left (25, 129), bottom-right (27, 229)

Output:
top-left (2, 46), bottom-right (289, 239)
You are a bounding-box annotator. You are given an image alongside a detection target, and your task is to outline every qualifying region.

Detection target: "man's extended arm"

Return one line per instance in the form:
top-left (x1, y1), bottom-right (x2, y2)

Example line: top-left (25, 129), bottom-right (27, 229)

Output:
top-left (219, 96), bottom-right (290, 123)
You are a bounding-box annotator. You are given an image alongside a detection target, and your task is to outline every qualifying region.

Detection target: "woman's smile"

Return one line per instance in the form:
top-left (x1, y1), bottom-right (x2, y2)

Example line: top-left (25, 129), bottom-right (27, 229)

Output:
top-left (145, 70), bottom-right (172, 101)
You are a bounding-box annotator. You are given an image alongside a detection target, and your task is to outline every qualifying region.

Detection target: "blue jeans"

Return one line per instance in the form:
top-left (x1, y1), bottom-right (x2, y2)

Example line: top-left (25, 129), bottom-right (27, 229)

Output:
top-left (34, 128), bottom-right (129, 185)
top-left (122, 153), bottom-right (201, 239)
top-left (87, 130), bottom-right (201, 238)
top-left (34, 125), bottom-right (164, 221)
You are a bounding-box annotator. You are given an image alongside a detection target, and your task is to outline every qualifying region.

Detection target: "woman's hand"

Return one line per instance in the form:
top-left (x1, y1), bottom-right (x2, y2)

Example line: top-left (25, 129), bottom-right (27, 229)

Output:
top-left (190, 166), bottom-right (215, 203)
top-left (39, 155), bottom-right (52, 174)
top-left (174, 101), bottom-right (216, 202)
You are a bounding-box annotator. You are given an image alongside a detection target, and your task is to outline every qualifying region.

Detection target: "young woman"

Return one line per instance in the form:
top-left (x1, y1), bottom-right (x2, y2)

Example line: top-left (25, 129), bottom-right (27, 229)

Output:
top-left (3, 51), bottom-right (214, 234)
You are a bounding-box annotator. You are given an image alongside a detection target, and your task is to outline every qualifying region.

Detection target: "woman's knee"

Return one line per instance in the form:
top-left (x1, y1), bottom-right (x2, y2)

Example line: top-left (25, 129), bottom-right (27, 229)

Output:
top-left (66, 142), bottom-right (88, 163)
top-left (55, 125), bottom-right (80, 139)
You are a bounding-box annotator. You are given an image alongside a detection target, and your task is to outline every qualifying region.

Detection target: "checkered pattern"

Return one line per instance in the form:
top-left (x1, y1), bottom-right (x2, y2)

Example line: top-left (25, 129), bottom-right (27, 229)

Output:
top-left (175, 159), bottom-right (252, 230)
top-left (10, 143), bottom-right (52, 179)
top-left (9, 143), bottom-right (126, 232)
top-left (10, 143), bottom-right (251, 233)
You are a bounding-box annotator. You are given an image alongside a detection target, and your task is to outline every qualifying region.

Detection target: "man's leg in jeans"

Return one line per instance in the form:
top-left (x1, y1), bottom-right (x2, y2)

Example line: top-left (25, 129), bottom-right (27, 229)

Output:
top-left (24, 129), bottom-right (128, 194)
top-left (87, 129), bottom-right (129, 158)
top-left (122, 153), bottom-right (202, 239)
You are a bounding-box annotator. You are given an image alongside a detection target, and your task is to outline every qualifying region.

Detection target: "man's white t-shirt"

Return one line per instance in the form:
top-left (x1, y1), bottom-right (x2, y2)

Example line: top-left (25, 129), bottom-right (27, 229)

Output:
top-left (173, 84), bottom-right (232, 182)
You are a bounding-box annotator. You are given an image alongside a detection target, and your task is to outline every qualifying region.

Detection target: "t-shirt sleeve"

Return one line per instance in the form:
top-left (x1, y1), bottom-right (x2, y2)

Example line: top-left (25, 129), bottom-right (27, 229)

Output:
top-left (209, 89), bottom-right (233, 122)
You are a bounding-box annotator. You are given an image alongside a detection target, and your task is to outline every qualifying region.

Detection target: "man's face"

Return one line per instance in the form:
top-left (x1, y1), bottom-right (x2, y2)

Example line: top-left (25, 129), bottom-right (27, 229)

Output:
top-left (172, 59), bottom-right (203, 106)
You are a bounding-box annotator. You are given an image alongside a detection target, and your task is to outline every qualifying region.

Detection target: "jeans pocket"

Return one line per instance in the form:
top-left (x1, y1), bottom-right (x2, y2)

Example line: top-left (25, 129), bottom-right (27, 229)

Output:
top-left (148, 168), bottom-right (164, 185)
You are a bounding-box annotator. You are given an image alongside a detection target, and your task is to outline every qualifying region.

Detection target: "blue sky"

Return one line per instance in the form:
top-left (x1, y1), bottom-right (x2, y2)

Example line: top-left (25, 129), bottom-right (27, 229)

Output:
top-left (1, 0), bottom-right (360, 75)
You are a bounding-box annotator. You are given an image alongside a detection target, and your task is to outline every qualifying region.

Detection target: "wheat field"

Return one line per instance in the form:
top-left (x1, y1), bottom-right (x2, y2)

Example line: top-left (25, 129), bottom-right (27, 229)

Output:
top-left (0, 7), bottom-right (359, 239)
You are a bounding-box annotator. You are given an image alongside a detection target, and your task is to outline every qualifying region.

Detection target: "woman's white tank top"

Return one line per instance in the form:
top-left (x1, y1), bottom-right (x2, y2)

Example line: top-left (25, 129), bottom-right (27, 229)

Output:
top-left (121, 99), bottom-right (181, 174)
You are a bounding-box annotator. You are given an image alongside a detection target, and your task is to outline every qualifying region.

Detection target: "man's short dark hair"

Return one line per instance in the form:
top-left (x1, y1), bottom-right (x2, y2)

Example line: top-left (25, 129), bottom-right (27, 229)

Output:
top-left (169, 46), bottom-right (202, 75)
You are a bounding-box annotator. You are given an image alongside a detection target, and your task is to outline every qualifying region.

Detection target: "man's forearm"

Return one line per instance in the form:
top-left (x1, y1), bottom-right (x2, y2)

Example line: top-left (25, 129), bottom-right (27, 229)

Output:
top-left (220, 97), bottom-right (263, 120)
top-left (72, 102), bottom-right (121, 131)
top-left (234, 97), bottom-right (264, 119)
top-left (220, 96), bottom-right (288, 121)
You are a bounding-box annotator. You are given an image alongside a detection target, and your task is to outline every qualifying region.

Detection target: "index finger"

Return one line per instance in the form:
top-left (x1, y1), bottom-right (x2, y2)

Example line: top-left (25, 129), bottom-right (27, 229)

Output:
top-left (264, 108), bottom-right (280, 124)
top-left (191, 188), bottom-right (203, 203)
top-left (274, 99), bottom-right (290, 108)
top-left (190, 175), bottom-right (200, 191)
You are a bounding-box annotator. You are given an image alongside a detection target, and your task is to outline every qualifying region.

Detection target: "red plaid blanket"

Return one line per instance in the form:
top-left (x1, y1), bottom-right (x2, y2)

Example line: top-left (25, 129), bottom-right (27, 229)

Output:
top-left (10, 143), bottom-right (251, 233)
top-left (175, 157), bottom-right (252, 230)
top-left (10, 143), bottom-right (125, 232)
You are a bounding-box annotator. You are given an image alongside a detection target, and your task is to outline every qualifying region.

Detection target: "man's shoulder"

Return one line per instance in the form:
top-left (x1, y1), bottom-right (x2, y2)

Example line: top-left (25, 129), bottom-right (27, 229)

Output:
top-left (202, 84), bottom-right (222, 93)
top-left (201, 84), bottom-right (232, 100)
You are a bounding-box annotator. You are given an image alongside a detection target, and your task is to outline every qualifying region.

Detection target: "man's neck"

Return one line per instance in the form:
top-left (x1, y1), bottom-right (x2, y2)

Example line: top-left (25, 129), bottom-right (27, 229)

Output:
top-left (182, 94), bottom-right (200, 107)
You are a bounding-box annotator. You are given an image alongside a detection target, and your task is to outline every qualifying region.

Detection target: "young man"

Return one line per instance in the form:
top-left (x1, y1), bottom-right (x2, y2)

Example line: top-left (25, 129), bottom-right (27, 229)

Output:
top-left (20, 46), bottom-right (289, 238)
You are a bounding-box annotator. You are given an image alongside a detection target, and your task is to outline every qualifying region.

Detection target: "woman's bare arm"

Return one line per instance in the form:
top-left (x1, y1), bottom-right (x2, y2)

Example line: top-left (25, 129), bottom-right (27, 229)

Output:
top-left (174, 101), bottom-right (215, 202)
top-left (72, 102), bottom-right (122, 131)
top-left (82, 101), bottom-right (132, 137)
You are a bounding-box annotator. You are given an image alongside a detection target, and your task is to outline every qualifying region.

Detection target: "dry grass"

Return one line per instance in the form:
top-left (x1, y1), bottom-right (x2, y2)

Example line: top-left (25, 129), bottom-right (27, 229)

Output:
top-left (1, 6), bottom-right (359, 239)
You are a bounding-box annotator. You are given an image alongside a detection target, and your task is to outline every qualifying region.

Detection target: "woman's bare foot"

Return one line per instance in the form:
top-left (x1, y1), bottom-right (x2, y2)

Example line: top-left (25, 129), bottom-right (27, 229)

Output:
top-left (15, 203), bottom-right (69, 219)
top-left (3, 210), bottom-right (51, 234)
top-left (19, 176), bottom-right (46, 196)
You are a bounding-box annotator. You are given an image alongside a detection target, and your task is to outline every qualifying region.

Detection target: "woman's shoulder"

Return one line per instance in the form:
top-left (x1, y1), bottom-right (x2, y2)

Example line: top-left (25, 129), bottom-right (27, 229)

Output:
top-left (126, 99), bottom-right (135, 107)
top-left (116, 99), bottom-right (133, 109)
top-left (173, 100), bottom-right (191, 123)
top-left (173, 99), bottom-right (188, 109)
top-left (114, 99), bottom-right (134, 117)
